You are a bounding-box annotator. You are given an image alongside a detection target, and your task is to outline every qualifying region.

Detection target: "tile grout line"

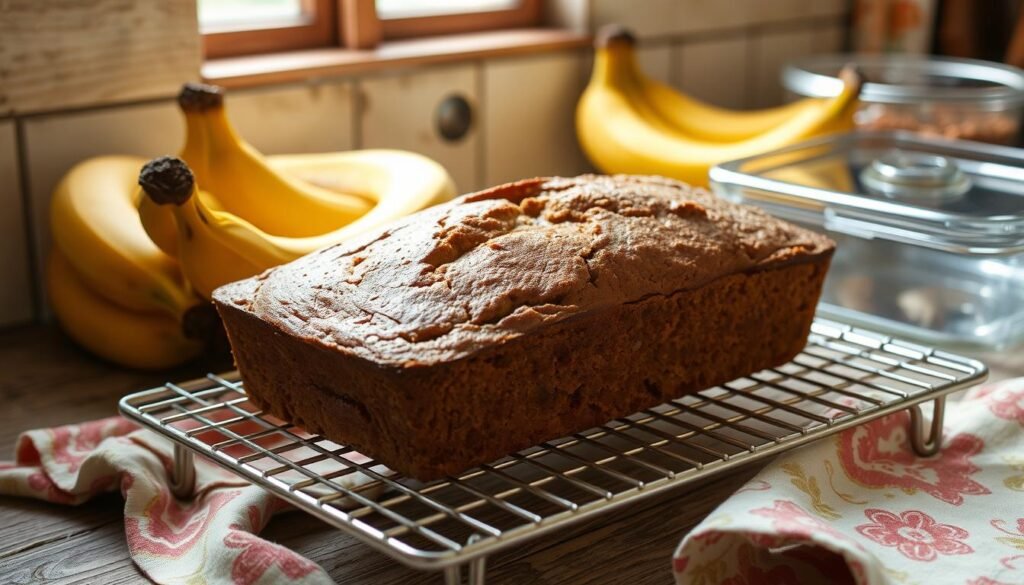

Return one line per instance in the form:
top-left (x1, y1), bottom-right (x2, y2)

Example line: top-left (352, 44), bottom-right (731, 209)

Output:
top-left (744, 24), bottom-right (762, 110)
top-left (6, 93), bottom-right (176, 122)
top-left (669, 36), bottom-right (681, 89)
top-left (13, 117), bottom-right (43, 323)
top-left (351, 78), bottom-right (363, 150)
top-left (474, 60), bottom-right (486, 192)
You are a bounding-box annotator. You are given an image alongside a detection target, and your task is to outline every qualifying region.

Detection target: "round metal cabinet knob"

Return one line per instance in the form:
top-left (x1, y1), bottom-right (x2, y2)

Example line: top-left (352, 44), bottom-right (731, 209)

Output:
top-left (436, 94), bottom-right (473, 142)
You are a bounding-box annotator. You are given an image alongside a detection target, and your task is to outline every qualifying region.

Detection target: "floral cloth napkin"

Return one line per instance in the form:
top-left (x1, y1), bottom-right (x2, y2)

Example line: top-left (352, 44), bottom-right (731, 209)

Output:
top-left (673, 378), bottom-right (1024, 585)
top-left (0, 419), bottom-right (334, 585)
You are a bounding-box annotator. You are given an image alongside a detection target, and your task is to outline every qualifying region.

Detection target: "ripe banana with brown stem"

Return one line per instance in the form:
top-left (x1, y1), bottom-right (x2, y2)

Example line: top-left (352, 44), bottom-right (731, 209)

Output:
top-left (138, 90), bottom-right (212, 257)
top-left (139, 152), bottom-right (454, 299)
top-left (138, 83), bottom-right (374, 251)
top-left (576, 27), bottom-right (863, 186)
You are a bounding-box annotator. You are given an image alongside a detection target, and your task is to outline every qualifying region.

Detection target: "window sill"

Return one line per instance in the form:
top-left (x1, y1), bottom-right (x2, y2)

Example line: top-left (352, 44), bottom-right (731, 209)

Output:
top-left (202, 28), bottom-right (591, 88)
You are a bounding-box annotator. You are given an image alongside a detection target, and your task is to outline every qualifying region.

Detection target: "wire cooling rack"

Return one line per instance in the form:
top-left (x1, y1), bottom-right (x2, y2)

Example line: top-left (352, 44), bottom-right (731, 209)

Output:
top-left (120, 318), bottom-right (987, 584)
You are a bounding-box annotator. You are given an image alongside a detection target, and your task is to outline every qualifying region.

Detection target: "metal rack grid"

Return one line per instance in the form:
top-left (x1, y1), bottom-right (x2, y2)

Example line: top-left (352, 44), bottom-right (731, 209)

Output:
top-left (119, 318), bottom-right (987, 584)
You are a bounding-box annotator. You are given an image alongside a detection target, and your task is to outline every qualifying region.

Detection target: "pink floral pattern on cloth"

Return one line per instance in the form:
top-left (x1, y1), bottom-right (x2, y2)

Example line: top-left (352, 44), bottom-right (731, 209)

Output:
top-left (856, 509), bottom-right (972, 561)
top-left (0, 417), bottom-right (336, 585)
top-left (674, 379), bottom-right (1024, 585)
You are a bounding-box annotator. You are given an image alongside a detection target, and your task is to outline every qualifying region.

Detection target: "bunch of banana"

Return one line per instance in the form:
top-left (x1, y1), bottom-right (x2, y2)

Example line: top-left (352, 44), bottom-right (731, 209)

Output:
top-left (138, 84), bottom-right (378, 257)
top-left (576, 26), bottom-right (863, 186)
top-left (134, 84), bottom-right (453, 299)
top-left (49, 83), bottom-right (455, 369)
top-left (48, 156), bottom-right (208, 369)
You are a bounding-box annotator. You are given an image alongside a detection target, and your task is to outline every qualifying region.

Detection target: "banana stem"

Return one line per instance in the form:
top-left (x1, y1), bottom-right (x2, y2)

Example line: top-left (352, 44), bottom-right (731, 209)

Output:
top-left (139, 157), bottom-right (195, 206)
top-left (591, 26), bottom-right (644, 89)
top-left (595, 24), bottom-right (636, 49)
top-left (838, 64), bottom-right (865, 96)
top-left (178, 82), bottom-right (224, 113)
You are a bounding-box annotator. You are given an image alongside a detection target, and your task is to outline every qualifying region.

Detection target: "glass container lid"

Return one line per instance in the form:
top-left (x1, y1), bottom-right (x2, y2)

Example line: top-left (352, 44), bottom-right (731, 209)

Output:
top-left (784, 54), bottom-right (1024, 108)
top-left (710, 131), bottom-right (1024, 255)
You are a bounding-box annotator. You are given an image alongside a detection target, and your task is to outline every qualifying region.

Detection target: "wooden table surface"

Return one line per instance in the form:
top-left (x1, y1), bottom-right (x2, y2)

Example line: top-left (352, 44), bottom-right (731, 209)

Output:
top-left (1, 324), bottom-right (1020, 585)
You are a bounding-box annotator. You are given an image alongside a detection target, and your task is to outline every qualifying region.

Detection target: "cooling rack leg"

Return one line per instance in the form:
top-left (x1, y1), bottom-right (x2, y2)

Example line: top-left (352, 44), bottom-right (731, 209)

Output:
top-left (441, 558), bottom-right (487, 585)
top-left (909, 396), bottom-right (946, 457)
top-left (170, 443), bottom-right (196, 499)
top-left (469, 557), bottom-right (487, 585)
top-left (444, 565), bottom-right (463, 585)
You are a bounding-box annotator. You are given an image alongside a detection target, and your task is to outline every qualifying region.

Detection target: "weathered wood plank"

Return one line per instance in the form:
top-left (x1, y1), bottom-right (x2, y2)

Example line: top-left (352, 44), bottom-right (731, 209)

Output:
top-left (0, 325), bottom-right (223, 448)
top-left (0, 0), bottom-right (202, 115)
top-left (0, 495), bottom-right (124, 560)
top-left (1, 511), bottom-right (138, 585)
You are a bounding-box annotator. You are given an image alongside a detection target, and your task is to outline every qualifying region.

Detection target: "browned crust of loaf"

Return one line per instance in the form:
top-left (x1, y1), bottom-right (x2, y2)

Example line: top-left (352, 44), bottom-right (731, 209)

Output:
top-left (215, 175), bottom-right (834, 368)
top-left (216, 253), bottom-right (831, 481)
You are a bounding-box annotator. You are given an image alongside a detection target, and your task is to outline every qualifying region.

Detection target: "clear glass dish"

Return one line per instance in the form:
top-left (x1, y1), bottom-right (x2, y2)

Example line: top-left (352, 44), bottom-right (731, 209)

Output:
top-left (711, 131), bottom-right (1024, 350)
top-left (783, 54), bottom-right (1024, 145)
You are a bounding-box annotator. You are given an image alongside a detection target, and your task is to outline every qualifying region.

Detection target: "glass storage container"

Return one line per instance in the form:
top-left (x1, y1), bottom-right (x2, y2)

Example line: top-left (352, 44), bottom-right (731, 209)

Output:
top-left (783, 54), bottom-right (1024, 145)
top-left (711, 131), bottom-right (1024, 350)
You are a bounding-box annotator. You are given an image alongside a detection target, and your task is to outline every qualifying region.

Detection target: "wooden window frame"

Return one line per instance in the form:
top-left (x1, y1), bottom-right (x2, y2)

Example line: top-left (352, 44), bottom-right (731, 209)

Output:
top-left (202, 0), bottom-right (542, 57)
top-left (204, 0), bottom-right (337, 59)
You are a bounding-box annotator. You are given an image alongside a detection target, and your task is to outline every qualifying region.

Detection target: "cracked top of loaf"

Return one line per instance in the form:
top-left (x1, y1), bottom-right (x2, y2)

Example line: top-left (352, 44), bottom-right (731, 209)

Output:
top-left (213, 175), bottom-right (834, 367)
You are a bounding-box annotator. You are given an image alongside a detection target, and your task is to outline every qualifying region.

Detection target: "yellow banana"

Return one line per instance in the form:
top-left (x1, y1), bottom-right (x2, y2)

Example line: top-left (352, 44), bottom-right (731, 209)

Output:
top-left (138, 95), bottom-right (212, 257)
top-left (49, 155), bottom-right (203, 320)
top-left (138, 83), bottom-right (376, 253)
top-left (598, 26), bottom-right (845, 143)
top-left (188, 83), bottom-right (374, 236)
top-left (139, 152), bottom-right (454, 299)
top-left (637, 73), bottom-right (830, 144)
top-left (576, 28), bottom-right (862, 186)
top-left (48, 249), bottom-right (203, 370)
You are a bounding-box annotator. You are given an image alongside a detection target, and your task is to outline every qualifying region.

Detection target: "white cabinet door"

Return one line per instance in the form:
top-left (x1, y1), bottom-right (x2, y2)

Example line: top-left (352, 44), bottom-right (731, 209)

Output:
top-left (228, 80), bottom-right (356, 155)
top-left (360, 65), bottom-right (479, 193)
top-left (483, 51), bottom-right (591, 186)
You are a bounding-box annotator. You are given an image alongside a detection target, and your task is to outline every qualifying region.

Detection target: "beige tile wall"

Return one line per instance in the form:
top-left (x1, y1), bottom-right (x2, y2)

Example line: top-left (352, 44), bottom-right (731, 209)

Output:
top-left (637, 44), bottom-right (673, 84)
top-left (0, 0), bottom-right (850, 327)
top-left (674, 35), bottom-right (751, 109)
top-left (751, 27), bottom-right (820, 108)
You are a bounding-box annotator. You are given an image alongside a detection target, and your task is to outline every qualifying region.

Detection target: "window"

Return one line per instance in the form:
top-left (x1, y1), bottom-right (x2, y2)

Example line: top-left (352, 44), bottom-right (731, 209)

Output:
top-left (199, 0), bottom-right (306, 31)
top-left (198, 0), bottom-right (541, 58)
top-left (201, 0), bottom-right (336, 59)
top-left (376, 0), bottom-right (522, 20)
top-left (376, 0), bottom-right (540, 40)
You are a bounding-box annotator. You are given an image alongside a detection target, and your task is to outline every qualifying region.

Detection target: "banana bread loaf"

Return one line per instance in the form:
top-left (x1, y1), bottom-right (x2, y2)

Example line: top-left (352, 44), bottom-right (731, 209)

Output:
top-left (213, 175), bottom-right (834, 480)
